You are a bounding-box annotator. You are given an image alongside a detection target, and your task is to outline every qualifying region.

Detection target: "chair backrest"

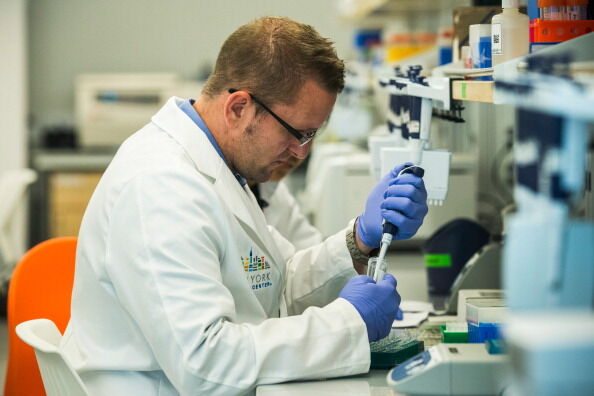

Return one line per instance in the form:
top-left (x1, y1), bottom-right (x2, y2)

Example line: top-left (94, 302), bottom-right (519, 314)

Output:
top-left (15, 319), bottom-right (88, 396)
top-left (4, 237), bottom-right (78, 396)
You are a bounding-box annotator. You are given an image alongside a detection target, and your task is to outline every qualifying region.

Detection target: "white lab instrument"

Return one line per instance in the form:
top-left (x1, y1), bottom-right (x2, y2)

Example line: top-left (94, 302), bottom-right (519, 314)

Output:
top-left (75, 73), bottom-right (178, 147)
top-left (63, 97), bottom-right (370, 396)
top-left (387, 343), bottom-right (508, 395)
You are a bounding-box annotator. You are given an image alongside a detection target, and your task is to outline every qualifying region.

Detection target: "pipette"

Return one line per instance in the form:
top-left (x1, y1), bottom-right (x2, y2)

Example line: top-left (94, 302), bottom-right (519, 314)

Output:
top-left (372, 165), bottom-right (425, 283)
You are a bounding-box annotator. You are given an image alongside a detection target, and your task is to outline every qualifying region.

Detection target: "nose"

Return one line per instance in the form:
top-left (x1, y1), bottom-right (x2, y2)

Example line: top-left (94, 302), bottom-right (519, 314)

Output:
top-left (288, 140), bottom-right (311, 160)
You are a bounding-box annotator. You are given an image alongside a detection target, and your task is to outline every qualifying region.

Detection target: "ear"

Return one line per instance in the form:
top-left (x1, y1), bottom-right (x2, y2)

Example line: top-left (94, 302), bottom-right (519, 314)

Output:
top-left (223, 90), bottom-right (253, 130)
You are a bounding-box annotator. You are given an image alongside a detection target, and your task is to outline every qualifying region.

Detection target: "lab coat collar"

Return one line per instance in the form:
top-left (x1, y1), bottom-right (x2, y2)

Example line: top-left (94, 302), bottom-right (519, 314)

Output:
top-left (151, 97), bottom-right (285, 273)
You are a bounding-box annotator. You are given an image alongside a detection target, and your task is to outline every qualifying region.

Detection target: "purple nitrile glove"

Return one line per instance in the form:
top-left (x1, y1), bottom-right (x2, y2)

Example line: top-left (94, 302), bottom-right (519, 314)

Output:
top-left (357, 162), bottom-right (428, 248)
top-left (339, 274), bottom-right (401, 342)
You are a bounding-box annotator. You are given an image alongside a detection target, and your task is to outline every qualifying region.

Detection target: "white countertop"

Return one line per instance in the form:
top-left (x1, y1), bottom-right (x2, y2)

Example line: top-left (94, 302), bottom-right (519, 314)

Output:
top-left (256, 369), bottom-right (403, 396)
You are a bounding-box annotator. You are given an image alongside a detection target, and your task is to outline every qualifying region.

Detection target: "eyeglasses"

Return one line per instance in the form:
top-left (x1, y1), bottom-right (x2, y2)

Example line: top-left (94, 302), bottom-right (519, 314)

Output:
top-left (228, 89), bottom-right (316, 146)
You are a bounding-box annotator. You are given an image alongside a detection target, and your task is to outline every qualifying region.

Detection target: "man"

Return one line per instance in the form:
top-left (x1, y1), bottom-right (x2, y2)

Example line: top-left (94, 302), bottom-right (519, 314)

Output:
top-left (62, 17), bottom-right (428, 395)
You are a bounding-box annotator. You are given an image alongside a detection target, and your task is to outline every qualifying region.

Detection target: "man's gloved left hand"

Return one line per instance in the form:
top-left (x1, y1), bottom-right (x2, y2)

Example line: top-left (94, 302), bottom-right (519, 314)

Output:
top-left (357, 162), bottom-right (428, 249)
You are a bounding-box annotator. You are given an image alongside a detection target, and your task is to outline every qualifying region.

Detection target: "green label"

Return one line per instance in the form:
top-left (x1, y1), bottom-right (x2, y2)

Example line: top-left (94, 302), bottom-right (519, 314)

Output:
top-left (425, 254), bottom-right (452, 268)
top-left (461, 82), bottom-right (467, 98)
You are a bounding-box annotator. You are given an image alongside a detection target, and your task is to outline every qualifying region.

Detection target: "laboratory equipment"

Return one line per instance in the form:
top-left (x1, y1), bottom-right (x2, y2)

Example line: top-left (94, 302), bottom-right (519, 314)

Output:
top-left (530, 13), bottom-right (594, 46)
top-left (366, 256), bottom-right (378, 280)
top-left (378, 67), bottom-right (453, 207)
top-left (422, 218), bottom-right (491, 295)
top-left (75, 73), bottom-right (178, 147)
top-left (440, 323), bottom-right (469, 343)
top-left (494, 51), bottom-right (594, 394)
top-left (566, 0), bottom-right (588, 20)
top-left (538, 0), bottom-right (566, 20)
top-left (387, 343), bottom-right (508, 395)
top-left (374, 65), bottom-right (479, 244)
top-left (371, 252), bottom-right (386, 283)
top-left (369, 332), bottom-right (424, 369)
top-left (456, 289), bottom-right (505, 321)
top-left (372, 165), bottom-right (425, 283)
top-left (441, 243), bottom-right (503, 314)
top-left (504, 312), bottom-right (594, 396)
top-left (490, 0), bottom-right (529, 66)
top-left (495, 55), bottom-right (594, 311)
top-left (422, 219), bottom-right (502, 312)
top-left (465, 298), bottom-right (505, 343)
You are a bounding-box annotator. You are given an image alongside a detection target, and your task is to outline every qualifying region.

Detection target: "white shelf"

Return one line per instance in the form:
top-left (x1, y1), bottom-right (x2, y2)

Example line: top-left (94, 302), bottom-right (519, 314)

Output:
top-left (338, 0), bottom-right (470, 19)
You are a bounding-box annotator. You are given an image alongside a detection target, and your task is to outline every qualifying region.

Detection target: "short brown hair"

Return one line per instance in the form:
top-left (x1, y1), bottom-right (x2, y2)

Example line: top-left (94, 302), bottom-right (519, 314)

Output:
top-left (202, 16), bottom-right (344, 106)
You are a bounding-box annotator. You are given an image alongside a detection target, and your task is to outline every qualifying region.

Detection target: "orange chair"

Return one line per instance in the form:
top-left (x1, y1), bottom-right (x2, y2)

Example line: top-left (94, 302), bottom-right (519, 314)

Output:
top-left (4, 237), bottom-right (77, 396)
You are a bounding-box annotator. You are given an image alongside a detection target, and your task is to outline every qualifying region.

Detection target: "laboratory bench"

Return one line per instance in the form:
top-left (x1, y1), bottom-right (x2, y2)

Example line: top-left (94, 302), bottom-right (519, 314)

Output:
top-left (257, 251), bottom-right (430, 396)
top-left (256, 324), bottom-right (443, 396)
top-left (256, 369), bottom-right (397, 396)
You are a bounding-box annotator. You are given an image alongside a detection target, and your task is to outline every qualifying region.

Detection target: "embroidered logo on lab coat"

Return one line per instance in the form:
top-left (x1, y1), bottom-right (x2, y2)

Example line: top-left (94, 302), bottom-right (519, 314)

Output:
top-left (242, 248), bottom-right (272, 290)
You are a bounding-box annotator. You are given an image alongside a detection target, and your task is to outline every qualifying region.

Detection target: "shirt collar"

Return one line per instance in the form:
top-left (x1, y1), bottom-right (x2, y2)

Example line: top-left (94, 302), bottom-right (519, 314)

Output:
top-left (179, 99), bottom-right (247, 186)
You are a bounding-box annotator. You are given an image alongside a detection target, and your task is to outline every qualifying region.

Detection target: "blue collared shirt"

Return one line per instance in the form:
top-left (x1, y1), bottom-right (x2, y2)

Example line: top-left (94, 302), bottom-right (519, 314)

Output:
top-left (179, 99), bottom-right (247, 186)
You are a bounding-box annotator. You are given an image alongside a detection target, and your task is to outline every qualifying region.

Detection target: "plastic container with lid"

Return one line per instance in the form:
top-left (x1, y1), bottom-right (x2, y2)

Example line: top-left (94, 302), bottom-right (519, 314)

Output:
top-left (491, 0), bottom-right (529, 66)
top-left (538, 0), bottom-right (566, 20)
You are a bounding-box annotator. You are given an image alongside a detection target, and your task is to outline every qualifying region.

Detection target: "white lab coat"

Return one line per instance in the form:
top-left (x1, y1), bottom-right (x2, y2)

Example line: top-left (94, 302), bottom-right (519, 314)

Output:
top-left (61, 97), bottom-right (370, 396)
top-left (259, 181), bottom-right (323, 251)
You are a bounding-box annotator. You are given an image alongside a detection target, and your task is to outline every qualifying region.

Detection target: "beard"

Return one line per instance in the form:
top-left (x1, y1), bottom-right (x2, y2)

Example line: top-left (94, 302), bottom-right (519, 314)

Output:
top-left (232, 122), bottom-right (277, 184)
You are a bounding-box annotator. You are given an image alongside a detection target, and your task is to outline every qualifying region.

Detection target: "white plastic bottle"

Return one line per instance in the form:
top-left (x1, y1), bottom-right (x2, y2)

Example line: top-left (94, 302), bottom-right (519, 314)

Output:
top-left (491, 0), bottom-right (530, 66)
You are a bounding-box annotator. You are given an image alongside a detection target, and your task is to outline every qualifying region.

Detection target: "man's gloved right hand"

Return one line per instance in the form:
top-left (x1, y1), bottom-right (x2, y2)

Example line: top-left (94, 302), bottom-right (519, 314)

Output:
top-left (339, 274), bottom-right (401, 342)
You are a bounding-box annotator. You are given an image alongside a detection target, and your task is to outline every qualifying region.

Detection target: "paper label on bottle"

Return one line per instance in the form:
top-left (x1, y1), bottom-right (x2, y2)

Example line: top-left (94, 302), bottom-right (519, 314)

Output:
top-left (491, 23), bottom-right (503, 55)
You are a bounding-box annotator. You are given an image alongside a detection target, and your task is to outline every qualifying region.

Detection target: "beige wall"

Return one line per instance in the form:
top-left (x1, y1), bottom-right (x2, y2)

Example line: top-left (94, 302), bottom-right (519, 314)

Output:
top-left (28, 0), bottom-right (352, 130)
